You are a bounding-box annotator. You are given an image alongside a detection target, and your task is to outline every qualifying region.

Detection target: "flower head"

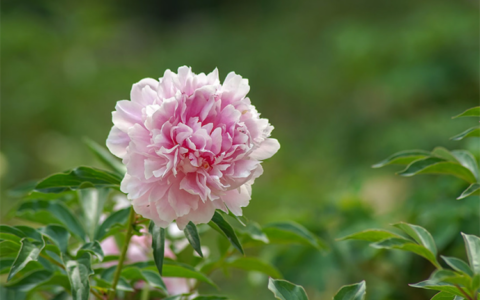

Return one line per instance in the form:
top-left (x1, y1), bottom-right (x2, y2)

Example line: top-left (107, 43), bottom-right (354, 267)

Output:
top-left (107, 66), bottom-right (279, 229)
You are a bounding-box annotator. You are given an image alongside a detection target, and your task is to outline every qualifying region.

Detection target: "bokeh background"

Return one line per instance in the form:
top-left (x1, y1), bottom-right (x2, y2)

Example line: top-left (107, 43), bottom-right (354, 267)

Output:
top-left (1, 0), bottom-right (479, 299)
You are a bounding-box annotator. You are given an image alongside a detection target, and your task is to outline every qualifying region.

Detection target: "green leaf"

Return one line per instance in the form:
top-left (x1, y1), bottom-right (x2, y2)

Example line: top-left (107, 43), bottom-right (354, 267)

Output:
top-left (457, 183), bottom-right (480, 200)
top-left (452, 150), bottom-right (479, 180)
top-left (398, 157), bottom-right (476, 183)
top-left (372, 150), bottom-right (430, 168)
top-left (451, 126), bottom-right (480, 141)
top-left (0, 225), bottom-right (26, 243)
top-left (263, 222), bottom-right (328, 250)
top-left (84, 137), bottom-right (126, 175)
top-left (14, 226), bottom-right (43, 242)
top-left (78, 241), bottom-right (104, 261)
top-left (95, 207), bottom-right (130, 241)
top-left (4, 270), bottom-right (53, 291)
top-left (226, 257), bottom-right (281, 278)
top-left (243, 222), bottom-right (270, 244)
top-left (410, 280), bottom-right (466, 298)
top-left (0, 240), bottom-right (21, 257)
top-left (462, 233), bottom-right (480, 274)
top-left (431, 147), bottom-right (459, 162)
top-left (149, 221), bottom-right (166, 275)
top-left (393, 222), bottom-right (437, 256)
top-left (121, 267), bottom-right (166, 291)
top-left (184, 222), bottom-right (203, 257)
top-left (8, 237), bottom-right (45, 281)
top-left (339, 229), bottom-right (403, 243)
top-left (0, 241), bottom-right (20, 258)
top-left (268, 278), bottom-right (309, 300)
top-left (78, 188), bottom-right (109, 241)
top-left (452, 107), bottom-right (480, 118)
top-left (371, 238), bottom-right (440, 268)
top-left (210, 211), bottom-right (244, 255)
top-left (193, 297), bottom-right (229, 300)
top-left (38, 225), bottom-right (70, 254)
top-left (16, 200), bottom-right (86, 242)
top-left (0, 258), bottom-right (15, 274)
top-left (441, 256), bottom-right (474, 277)
top-left (333, 281), bottom-right (366, 300)
top-left (430, 292), bottom-right (460, 300)
top-left (65, 252), bottom-right (94, 300)
top-left (161, 263), bottom-right (217, 288)
top-left (35, 166), bottom-right (122, 193)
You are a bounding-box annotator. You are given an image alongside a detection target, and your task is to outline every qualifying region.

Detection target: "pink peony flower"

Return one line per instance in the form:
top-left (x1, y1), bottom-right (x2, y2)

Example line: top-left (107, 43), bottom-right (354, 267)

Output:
top-left (107, 66), bottom-right (279, 229)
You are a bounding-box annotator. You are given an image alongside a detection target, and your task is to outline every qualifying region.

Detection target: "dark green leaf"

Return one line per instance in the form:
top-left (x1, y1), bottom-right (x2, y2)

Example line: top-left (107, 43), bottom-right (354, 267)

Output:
top-left (268, 278), bottom-right (309, 300)
top-left (372, 150), bottom-right (430, 168)
top-left (193, 297), bottom-right (229, 300)
top-left (35, 166), bottom-right (122, 193)
top-left (398, 157), bottom-right (476, 183)
top-left (14, 226), bottom-right (43, 242)
top-left (0, 240), bottom-right (21, 257)
top-left (452, 107), bottom-right (480, 118)
top-left (263, 222), bottom-right (328, 250)
top-left (0, 225), bottom-right (26, 243)
top-left (457, 183), bottom-right (480, 200)
top-left (84, 137), bottom-right (126, 175)
top-left (409, 280), bottom-right (466, 298)
top-left (78, 188), bottom-right (109, 240)
top-left (16, 200), bottom-right (86, 241)
top-left (38, 225), bottom-right (70, 254)
top-left (430, 292), bottom-right (459, 300)
top-left (226, 257), bottom-right (281, 278)
top-left (0, 258), bottom-right (15, 275)
top-left (451, 150), bottom-right (479, 181)
top-left (441, 256), bottom-right (474, 277)
top-left (8, 237), bottom-right (45, 281)
top-left (333, 281), bottom-right (366, 300)
top-left (149, 221), bottom-right (166, 275)
top-left (184, 222), bottom-right (203, 257)
top-left (431, 147), bottom-right (458, 162)
top-left (371, 238), bottom-right (440, 268)
top-left (428, 270), bottom-right (472, 288)
top-left (121, 267), bottom-right (167, 291)
top-left (4, 270), bottom-right (53, 291)
top-left (339, 229), bottom-right (403, 243)
top-left (95, 207), bottom-right (130, 241)
top-left (462, 233), bottom-right (480, 274)
top-left (393, 222), bottom-right (437, 256)
top-left (161, 263), bottom-right (217, 288)
top-left (451, 126), bottom-right (480, 141)
top-left (210, 211), bottom-right (244, 255)
top-left (78, 241), bottom-right (104, 261)
top-left (227, 211), bottom-right (247, 226)
top-left (65, 252), bottom-right (94, 300)
top-left (243, 222), bottom-right (269, 244)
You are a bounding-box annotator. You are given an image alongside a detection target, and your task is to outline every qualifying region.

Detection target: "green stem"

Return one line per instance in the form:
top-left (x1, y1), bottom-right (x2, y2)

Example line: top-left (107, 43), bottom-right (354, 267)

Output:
top-left (107, 206), bottom-right (136, 300)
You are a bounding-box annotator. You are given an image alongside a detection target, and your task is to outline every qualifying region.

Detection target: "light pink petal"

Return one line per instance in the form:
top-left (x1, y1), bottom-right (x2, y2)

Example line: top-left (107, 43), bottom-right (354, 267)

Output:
top-left (221, 184), bottom-right (251, 215)
top-left (175, 200), bottom-right (215, 230)
top-left (250, 138), bottom-right (280, 160)
top-left (106, 126), bottom-right (130, 159)
top-left (131, 78), bottom-right (158, 106)
top-left (112, 100), bottom-right (143, 132)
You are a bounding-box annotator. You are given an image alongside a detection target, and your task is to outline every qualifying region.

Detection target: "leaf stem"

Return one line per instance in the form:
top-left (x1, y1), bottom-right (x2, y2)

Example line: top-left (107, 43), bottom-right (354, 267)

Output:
top-left (90, 288), bottom-right (104, 300)
top-left (40, 253), bottom-right (65, 270)
top-left (454, 284), bottom-right (474, 300)
top-left (107, 206), bottom-right (136, 300)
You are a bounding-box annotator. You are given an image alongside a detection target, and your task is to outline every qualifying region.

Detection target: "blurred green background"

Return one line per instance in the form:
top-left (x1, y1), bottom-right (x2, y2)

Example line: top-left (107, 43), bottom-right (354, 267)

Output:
top-left (1, 0), bottom-right (479, 299)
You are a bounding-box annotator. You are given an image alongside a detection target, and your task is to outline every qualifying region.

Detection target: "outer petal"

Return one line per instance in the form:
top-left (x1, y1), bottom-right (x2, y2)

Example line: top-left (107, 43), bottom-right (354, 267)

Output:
top-left (106, 126), bottom-right (130, 159)
top-left (221, 184), bottom-right (251, 215)
top-left (175, 200), bottom-right (216, 230)
top-left (249, 138), bottom-right (280, 160)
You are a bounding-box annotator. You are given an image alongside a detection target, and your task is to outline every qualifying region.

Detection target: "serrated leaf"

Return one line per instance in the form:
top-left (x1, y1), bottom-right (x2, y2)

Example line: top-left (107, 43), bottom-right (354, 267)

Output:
top-left (462, 233), bottom-right (480, 274)
top-left (16, 200), bottom-right (86, 242)
top-left (78, 241), bottom-right (104, 261)
top-left (398, 157), bottom-right (476, 183)
top-left (226, 257), bottom-right (281, 278)
top-left (95, 207), bottom-right (130, 241)
top-left (442, 256), bottom-right (474, 277)
top-left (65, 252), bottom-right (94, 300)
top-left (4, 270), bottom-right (53, 291)
top-left (149, 221), bottom-right (166, 275)
top-left (371, 238), bottom-right (440, 268)
top-left (8, 237), bottom-right (45, 281)
top-left (268, 278), bottom-right (309, 300)
top-left (78, 188), bottom-right (109, 241)
top-left (372, 150), bottom-right (430, 168)
top-left (453, 107), bottom-right (480, 118)
top-left (161, 263), bottom-right (217, 288)
top-left (184, 222), bottom-right (203, 257)
top-left (339, 229), bottom-right (403, 243)
top-left (263, 222), bottom-right (327, 250)
top-left (451, 126), bottom-right (480, 141)
top-left (38, 225), bottom-right (70, 254)
top-left (210, 211), bottom-right (244, 255)
top-left (457, 183), bottom-right (480, 200)
top-left (333, 281), bottom-right (366, 300)
top-left (393, 222), bottom-right (437, 256)
top-left (35, 166), bottom-right (122, 193)
top-left (84, 138), bottom-right (126, 175)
